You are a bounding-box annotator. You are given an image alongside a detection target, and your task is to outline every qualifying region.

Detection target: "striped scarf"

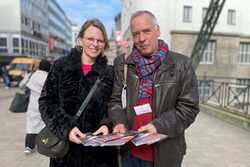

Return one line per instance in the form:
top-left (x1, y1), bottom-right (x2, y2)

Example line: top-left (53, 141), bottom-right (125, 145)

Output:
top-left (133, 39), bottom-right (168, 102)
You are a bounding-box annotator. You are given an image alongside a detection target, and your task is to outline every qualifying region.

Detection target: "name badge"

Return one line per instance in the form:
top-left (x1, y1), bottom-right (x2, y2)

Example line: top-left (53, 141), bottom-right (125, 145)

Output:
top-left (134, 103), bottom-right (152, 115)
top-left (121, 85), bottom-right (127, 109)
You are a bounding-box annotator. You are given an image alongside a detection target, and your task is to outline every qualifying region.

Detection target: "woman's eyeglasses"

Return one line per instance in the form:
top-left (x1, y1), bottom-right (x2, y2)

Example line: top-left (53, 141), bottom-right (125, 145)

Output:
top-left (83, 37), bottom-right (105, 46)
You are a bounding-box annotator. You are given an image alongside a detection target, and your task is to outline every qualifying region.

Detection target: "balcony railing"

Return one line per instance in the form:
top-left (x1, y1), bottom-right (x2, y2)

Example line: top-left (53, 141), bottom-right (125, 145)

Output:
top-left (198, 79), bottom-right (250, 116)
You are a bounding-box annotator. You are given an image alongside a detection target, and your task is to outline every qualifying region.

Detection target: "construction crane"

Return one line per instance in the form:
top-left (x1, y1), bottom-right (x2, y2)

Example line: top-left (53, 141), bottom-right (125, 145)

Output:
top-left (191, 0), bottom-right (226, 70)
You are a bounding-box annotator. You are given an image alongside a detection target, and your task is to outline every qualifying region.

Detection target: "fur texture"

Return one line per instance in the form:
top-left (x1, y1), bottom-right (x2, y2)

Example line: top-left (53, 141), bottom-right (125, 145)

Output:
top-left (39, 48), bottom-right (118, 167)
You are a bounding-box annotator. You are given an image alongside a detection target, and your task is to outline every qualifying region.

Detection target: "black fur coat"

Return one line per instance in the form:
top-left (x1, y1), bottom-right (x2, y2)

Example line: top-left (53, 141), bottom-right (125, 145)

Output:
top-left (39, 48), bottom-right (118, 167)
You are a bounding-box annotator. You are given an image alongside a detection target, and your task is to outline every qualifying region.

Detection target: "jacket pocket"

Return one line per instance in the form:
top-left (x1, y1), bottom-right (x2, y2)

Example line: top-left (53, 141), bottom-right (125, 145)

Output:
top-left (153, 82), bottom-right (179, 112)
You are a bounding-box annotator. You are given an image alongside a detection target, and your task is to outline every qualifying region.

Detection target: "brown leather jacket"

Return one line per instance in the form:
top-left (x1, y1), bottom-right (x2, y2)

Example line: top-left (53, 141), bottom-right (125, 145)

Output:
top-left (108, 51), bottom-right (199, 167)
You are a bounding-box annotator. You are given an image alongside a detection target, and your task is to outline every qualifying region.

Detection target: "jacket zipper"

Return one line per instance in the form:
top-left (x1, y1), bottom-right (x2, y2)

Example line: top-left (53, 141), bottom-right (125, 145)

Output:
top-left (152, 63), bottom-right (175, 119)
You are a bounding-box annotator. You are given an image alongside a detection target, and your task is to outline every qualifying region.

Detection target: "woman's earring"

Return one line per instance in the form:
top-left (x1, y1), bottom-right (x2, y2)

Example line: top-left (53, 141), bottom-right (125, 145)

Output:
top-left (75, 45), bottom-right (83, 52)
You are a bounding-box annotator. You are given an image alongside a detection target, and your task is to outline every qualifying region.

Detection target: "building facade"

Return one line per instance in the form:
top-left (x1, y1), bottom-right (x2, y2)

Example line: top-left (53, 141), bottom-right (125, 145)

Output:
top-left (48, 0), bottom-right (72, 60)
top-left (119, 0), bottom-right (250, 88)
top-left (0, 0), bottom-right (73, 63)
top-left (0, 0), bottom-right (49, 60)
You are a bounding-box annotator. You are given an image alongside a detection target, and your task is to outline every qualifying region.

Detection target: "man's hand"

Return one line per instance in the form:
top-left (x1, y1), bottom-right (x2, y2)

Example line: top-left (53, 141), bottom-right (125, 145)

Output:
top-left (69, 127), bottom-right (85, 144)
top-left (113, 124), bottom-right (127, 134)
top-left (138, 123), bottom-right (157, 133)
top-left (93, 125), bottom-right (109, 136)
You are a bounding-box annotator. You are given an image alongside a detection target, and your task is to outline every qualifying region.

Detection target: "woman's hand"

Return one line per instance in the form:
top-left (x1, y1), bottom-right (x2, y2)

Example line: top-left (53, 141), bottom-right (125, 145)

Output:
top-left (69, 127), bottom-right (85, 144)
top-left (93, 125), bottom-right (109, 136)
top-left (113, 124), bottom-right (127, 134)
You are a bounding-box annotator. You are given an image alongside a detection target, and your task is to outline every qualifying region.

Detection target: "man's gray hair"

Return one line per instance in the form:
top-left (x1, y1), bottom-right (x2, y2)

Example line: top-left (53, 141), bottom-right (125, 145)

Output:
top-left (130, 10), bottom-right (158, 26)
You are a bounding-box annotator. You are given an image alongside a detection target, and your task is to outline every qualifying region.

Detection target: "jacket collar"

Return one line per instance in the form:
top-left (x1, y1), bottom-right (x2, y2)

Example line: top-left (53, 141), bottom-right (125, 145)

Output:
top-left (64, 47), bottom-right (108, 77)
top-left (124, 53), bottom-right (135, 66)
top-left (158, 51), bottom-right (174, 71)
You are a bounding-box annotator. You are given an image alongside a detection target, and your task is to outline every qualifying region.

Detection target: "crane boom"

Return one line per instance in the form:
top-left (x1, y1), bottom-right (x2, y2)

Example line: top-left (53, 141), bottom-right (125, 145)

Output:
top-left (191, 0), bottom-right (226, 70)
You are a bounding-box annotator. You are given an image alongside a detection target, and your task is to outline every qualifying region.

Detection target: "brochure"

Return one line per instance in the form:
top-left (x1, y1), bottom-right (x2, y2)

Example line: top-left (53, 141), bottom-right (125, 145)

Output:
top-left (78, 131), bottom-right (167, 147)
top-left (100, 135), bottom-right (135, 146)
top-left (78, 131), bottom-right (139, 147)
top-left (131, 132), bottom-right (168, 146)
top-left (78, 134), bottom-right (102, 147)
top-left (94, 133), bottom-right (125, 142)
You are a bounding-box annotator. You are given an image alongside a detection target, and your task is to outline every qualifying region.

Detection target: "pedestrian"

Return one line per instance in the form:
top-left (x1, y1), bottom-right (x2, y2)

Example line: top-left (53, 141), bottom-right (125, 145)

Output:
top-left (39, 19), bottom-right (118, 167)
top-left (19, 59), bottom-right (51, 154)
top-left (108, 10), bottom-right (200, 167)
top-left (2, 65), bottom-right (11, 89)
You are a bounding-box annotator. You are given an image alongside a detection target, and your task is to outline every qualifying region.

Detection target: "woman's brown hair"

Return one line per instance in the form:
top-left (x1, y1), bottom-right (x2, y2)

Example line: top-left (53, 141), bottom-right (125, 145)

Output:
top-left (76, 19), bottom-right (110, 52)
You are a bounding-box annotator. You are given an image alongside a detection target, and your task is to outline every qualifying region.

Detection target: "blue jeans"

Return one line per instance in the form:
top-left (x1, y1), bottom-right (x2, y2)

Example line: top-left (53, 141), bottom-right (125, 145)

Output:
top-left (2, 73), bottom-right (10, 87)
top-left (122, 154), bottom-right (182, 167)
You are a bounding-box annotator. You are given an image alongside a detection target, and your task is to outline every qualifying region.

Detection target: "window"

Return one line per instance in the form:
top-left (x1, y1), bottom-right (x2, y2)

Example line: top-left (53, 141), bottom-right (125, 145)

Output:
top-left (198, 80), bottom-right (214, 100)
top-left (0, 37), bottom-right (8, 54)
top-left (237, 79), bottom-right (250, 86)
top-left (0, 38), bottom-right (7, 46)
top-left (32, 42), bottom-right (35, 55)
top-left (21, 16), bottom-right (24, 24)
top-left (227, 9), bottom-right (236, 25)
top-left (0, 48), bottom-right (8, 54)
top-left (238, 43), bottom-right (250, 64)
top-left (200, 41), bottom-right (215, 64)
top-left (13, 38), bottom-right (20, 54)
top-left (29, 41), bottom-right (32, 55)
top-left (13, 38), bottom-right (19, 47)
top-left (183, 6), bottom-right (192, 22)
top-left (35, 43), bottom-right (38, 55)
top-left (202, 8), bottom-right (208, 22)
top-left (41, 44), bottom-right (46, 57)
top-left (24, 39), bottom-right (29, 55)
top-left (21, 39), bottom-right (25, 54)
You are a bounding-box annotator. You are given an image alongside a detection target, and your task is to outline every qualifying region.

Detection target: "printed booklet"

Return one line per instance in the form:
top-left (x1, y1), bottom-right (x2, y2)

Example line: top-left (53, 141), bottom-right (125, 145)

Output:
top-left (78, 131), bottom-right (168, 147)
top-left (78, 131), bottom-right (139, 147)
top-left (131, 132), bottom-right (168, 146)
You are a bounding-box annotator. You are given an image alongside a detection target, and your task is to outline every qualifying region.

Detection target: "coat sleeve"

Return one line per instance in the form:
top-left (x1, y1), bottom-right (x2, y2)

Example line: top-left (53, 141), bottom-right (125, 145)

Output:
top-left (108, 55), bottom-right (128, 129)
top-left (38, 59), bottom-right (79, 140)
top-left (151, 57), bottom-right (200, 138)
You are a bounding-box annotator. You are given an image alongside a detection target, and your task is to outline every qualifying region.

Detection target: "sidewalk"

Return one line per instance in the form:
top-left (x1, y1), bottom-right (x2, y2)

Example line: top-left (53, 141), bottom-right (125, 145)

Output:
top-left (0, 84), bottom-right (250, 167)
top-left (0, 85), bottom-right (49, 167)
top-left (183, 110), bottom-right (250, 167)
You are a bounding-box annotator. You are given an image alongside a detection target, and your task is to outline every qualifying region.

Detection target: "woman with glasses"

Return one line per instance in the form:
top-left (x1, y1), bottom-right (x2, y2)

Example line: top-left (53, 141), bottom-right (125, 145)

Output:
top-left (39, 19), bottom-right (118, 167)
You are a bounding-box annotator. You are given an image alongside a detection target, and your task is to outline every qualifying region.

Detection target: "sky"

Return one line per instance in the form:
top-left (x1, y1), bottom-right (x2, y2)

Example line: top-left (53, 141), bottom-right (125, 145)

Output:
top-left (57, 0), bottom-right (122, 37)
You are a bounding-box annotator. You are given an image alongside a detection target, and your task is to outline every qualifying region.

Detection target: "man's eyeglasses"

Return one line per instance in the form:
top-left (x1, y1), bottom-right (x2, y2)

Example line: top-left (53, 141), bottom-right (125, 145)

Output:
top-left (83, 37), bottom-right (105, 46)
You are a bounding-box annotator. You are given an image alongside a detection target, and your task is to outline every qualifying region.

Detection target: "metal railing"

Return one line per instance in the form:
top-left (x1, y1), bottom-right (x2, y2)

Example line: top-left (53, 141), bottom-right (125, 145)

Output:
top-left (199, 79), bottom-right (250, 116)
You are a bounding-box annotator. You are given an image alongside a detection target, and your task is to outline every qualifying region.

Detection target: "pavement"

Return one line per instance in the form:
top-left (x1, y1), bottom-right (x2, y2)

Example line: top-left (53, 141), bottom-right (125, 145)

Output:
top-left (0, 84), bottom-right (250, 167)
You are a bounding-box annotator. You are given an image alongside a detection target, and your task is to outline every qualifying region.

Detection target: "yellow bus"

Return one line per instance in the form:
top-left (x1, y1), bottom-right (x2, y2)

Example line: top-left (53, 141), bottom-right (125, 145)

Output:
top-left (8, 57), bottom-right (41, 83)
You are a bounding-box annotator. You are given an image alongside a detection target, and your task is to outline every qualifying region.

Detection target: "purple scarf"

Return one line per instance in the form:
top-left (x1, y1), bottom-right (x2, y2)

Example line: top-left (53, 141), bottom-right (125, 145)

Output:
top-left (133, 39), bottom-right (169, 102)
